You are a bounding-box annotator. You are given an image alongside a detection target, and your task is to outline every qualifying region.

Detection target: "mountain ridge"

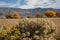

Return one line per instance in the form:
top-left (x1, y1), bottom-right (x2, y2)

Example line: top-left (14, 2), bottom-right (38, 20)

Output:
top-left (0, 7), bottom-right (60, 18)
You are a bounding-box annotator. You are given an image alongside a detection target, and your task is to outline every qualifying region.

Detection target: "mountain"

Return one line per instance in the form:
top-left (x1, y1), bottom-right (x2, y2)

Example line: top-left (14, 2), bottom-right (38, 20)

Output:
top-left (0, 7), bottom-right (60, 18)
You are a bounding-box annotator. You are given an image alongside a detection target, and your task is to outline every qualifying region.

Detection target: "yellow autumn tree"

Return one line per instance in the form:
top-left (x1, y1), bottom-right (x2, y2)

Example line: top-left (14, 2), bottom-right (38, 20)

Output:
top-left (5, 12), bottom-right (21, 19)
top-left (45, 10), bottom-right (56, 18)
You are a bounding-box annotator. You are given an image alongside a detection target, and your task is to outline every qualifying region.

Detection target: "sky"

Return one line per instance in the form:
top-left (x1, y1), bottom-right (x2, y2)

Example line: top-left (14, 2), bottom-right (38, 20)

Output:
top-left (0, 0), bottom-right (60, 9)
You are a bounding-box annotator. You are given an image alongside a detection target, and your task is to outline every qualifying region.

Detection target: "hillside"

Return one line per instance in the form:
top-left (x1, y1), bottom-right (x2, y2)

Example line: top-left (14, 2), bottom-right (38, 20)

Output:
top-left (0, 7), bottom-right (60, 18)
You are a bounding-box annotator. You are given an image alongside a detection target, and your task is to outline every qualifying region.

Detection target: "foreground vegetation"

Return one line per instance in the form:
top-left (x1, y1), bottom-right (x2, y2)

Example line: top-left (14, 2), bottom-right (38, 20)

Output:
top-left (0, 18), bottom-right (56, 40)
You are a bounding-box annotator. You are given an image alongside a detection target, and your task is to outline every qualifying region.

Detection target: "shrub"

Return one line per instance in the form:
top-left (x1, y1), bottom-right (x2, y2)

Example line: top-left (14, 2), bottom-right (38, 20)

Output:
top-left (5, 13), bottom-right (20, 19)
top-left (35, 14), bottom-right (43, 18)
top-left (45, 10), bottom-right (56, 18)
top-left (0, 26), bottom-right (21, 40)
top-left (27, 15), bottom-right (33, 18)
top-left (18, 18), bottom-right (56, 40)
top-left (56, 12), bottom-right (60, 17)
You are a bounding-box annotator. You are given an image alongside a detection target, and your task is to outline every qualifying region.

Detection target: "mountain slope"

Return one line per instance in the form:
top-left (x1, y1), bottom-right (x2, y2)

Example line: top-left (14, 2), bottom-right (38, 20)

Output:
top-left (0, 7), bottom-right (60, 18)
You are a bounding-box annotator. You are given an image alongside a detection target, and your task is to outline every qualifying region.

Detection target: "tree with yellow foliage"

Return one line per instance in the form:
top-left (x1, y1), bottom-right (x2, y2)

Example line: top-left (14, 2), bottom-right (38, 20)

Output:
top-left (45, 10), bottom-right (56, 18)
top-left (5, 12), bottom-right (21, 19)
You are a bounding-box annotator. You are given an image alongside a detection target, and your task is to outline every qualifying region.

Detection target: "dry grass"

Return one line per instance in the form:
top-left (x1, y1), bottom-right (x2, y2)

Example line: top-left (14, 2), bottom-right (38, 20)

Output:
top-left (0, 18), bottom-right (60, 38)
top-left (0, 19), bottom-right (20, 29)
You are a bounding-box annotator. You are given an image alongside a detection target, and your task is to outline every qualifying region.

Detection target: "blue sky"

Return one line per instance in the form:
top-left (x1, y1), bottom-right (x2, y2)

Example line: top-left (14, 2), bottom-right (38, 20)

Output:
top-left (0, 0), bottom-right (16, 3)
top-left (0, 0), bottom-right (60, 9)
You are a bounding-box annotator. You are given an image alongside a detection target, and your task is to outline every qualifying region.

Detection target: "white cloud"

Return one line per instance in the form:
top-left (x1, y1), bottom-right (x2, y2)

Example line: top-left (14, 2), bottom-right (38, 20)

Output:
top-left (17, 0), bottom-right (38, 9)
top-left (50, 0), bottom-right (60, 9)
top-left (7, 0), bottom-right (21, 7)
top-left (19, 0), bottom-right (57, 9)
top-left (0, 0), bottom-right (60, 9)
